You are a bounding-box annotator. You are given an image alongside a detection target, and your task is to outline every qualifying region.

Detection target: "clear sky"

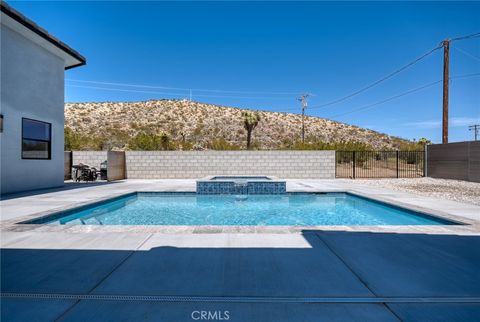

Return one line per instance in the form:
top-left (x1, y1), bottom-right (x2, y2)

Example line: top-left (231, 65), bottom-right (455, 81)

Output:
top-left (11, 1), bottom-right (480, 143)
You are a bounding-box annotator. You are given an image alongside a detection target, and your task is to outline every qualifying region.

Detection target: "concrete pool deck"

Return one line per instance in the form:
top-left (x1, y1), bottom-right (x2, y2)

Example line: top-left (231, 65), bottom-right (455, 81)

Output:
top-left (1, 179), bottom-right (479, 234)
top-left (1, 179), bottom-right (480, 321)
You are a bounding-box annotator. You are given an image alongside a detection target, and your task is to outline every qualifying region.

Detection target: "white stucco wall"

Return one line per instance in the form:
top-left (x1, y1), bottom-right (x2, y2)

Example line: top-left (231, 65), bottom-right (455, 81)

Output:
top-left (0, 24), bottom-right (65, 194)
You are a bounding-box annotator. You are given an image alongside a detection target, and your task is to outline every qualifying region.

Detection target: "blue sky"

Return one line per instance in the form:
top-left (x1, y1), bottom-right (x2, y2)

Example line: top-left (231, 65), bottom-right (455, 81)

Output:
top-left (11, 1), bottom-right (480, 143)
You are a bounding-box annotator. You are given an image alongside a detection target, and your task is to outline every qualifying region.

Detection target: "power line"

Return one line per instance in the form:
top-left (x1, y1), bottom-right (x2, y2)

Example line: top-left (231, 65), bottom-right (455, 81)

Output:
top-left (65, 84), bottom-right (186, 96)
top-left (297, 93), bottom-right (310, 143)
top-left (469, 124), bottom-right (480, 141)
top-left (68, 73), bottom-right (480, 115)
top-left (66, 33), bottom-right (479, 112)
top-left (328, 81), bottom-right (442, 118)
top-left (450, 32), bottom-right (480, 42)
top-left (324, 73), bottom-right (480, 119)
top-left (306, 45), bottom-right (443, 109)
top-left (65, 84), bottom-right (294, 100)
top-left (454, 47), bottom-right (480, 63)
top-left (65, 79), bottom-right (302, 96)
top-left (438, 31), bottom-right (479, 142)
top-left (303, 32), bottom-right (479, 110)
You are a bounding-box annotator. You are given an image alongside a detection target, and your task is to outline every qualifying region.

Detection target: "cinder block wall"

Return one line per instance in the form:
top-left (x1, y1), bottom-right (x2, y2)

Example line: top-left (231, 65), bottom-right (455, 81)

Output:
top-left (72, 151), bottom-right (107, 170)
top-left (125, 151), bottom-right (335, 179)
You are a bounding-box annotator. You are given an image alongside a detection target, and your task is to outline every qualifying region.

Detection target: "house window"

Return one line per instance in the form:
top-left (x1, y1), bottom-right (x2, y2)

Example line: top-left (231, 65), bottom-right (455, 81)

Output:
top-left (22, 118), bottom-right (51, 159)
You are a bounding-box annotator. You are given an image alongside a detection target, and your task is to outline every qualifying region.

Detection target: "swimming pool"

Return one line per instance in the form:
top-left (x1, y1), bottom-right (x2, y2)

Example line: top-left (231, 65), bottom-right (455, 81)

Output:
top-left (24, 192), bottom-right (457, 226)
top-left (210, 176), bottom-right (272, 181)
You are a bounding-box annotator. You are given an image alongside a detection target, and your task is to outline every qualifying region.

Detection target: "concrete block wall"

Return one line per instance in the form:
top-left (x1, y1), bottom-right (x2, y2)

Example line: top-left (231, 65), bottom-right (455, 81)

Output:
top-left (72, 151), bottom-right (107, 170)
top-left (125, 151), bottom-right (335, 179)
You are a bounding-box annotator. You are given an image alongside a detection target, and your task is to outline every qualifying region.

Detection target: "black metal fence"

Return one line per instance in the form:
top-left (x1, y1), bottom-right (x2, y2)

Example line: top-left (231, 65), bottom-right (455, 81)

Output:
top-left (336, 151), bottom-right (425, 179)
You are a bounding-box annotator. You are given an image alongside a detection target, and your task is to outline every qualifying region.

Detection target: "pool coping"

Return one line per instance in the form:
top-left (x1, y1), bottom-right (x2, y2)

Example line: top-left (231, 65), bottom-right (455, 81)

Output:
top-left (198, 175), bottom-right (281, 182)
top-left (1, 188), bottom-right (478, 235)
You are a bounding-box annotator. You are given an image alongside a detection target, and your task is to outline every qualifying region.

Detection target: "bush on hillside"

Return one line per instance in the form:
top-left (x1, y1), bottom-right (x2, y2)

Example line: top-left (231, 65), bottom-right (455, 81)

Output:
top-left (128, 132), bottom-right (176, 151)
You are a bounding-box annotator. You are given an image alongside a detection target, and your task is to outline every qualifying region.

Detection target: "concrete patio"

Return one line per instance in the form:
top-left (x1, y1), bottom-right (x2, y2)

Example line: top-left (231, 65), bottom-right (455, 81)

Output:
top-left (1, 179), bottom-right (480, 321)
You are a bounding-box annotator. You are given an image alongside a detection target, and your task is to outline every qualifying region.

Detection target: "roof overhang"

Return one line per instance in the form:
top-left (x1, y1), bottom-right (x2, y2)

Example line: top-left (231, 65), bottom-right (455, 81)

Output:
top-left (1, 1), bottom-right (86, 70)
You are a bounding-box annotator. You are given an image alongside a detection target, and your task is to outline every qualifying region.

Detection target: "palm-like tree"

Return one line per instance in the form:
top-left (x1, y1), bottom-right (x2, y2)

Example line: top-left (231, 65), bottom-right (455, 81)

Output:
top-left (242, 111), bottom-right (260, 150)
top-left (418, 137), bottom-right (432, 147)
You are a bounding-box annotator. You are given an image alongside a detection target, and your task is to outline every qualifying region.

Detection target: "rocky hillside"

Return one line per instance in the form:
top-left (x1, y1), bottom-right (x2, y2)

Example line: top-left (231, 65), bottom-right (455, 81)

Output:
top-left (65, 99), bottom-right (409, 150)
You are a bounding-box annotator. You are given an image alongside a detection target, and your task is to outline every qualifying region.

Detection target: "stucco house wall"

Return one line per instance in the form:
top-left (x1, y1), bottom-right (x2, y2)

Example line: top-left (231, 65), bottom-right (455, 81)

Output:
top-left (0, 2), bottom-right (85, 194)
top-left (0, 24), bottom-right (65, 194)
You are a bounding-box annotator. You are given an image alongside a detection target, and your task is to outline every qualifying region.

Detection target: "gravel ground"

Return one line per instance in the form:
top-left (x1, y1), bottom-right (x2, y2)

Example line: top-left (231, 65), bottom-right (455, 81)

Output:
top-left (355, 177), bottom-right (480, 206)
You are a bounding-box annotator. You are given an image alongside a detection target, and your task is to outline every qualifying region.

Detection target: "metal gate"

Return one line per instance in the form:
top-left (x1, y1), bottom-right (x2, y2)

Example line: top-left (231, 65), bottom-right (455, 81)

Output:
top-left (336, 151), bottom-right (425, 178)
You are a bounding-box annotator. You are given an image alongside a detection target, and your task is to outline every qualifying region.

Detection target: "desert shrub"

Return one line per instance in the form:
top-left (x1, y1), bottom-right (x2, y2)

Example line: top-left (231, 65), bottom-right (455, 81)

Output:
top-left (206, 138), bottom-right (240, 150)
top-left (250, 140), bottom-right (261, 150)
top-left (397, 140), bottom-right (427, 152)
top-left (130, 122), bottom-right (140, 130)
top-left (193, 124), bottom-right (204, 137)
top-left (128, 132), bottom-right (175, 151)
top-left (64, 127), bottom-right (83, 150)
top-left (288, 140), bottom-right (372, 152)
top-left (64, 127), bottom-right (105, 151)
top-left (179, 141), bottom-right (194, 151)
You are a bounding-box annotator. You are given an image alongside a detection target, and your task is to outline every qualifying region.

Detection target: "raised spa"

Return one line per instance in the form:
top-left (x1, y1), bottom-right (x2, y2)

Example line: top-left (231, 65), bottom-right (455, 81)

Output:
top-left (196, 176), bottom-right (286, 194)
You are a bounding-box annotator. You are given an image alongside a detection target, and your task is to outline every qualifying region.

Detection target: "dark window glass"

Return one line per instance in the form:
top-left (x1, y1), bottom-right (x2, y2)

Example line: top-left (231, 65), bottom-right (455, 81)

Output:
top-left (22, 140), bottom-right (50, 159)
top-left (22, 118), bottom-right (50, 140)
top-left (22, 118), bottom-right (51, 159)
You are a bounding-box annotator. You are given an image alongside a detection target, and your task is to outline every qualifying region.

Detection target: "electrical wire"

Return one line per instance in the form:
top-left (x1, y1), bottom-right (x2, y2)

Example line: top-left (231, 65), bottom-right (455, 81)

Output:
top-left (327, 81), bottom-right (442, 118)
top-left (324, 72), bottom-right (480, 119)
top-left (283, 33), bottom-right (479, 113)
top-left (65, 79), bottom-right (302, 96)
top-left (450, 32), bottom-right (480, 42)
top-left (306, 45), bottom-right (443, 109)
top-left (65, 84), bottom-right (186, 96)
top-left (66, 33), bottom-right (479, 112)
top-left (65, 84), bottom-right (294, 100)
top-left (454, 47), bottom-right (480, 63)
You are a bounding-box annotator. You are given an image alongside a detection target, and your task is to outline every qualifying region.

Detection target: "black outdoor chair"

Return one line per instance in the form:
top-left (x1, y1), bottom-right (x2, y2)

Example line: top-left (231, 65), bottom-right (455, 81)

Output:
top-left (72, 163), bottom-right (99, 182)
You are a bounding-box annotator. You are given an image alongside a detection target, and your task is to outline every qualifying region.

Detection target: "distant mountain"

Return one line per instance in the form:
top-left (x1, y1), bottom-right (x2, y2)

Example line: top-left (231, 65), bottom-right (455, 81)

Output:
top-left (65, 99), bottom-right (410, 150)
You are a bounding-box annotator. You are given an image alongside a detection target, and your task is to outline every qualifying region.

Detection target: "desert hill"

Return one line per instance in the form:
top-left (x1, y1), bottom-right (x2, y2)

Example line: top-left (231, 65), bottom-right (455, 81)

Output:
top-left (65, 99), bottom-right (410, 150)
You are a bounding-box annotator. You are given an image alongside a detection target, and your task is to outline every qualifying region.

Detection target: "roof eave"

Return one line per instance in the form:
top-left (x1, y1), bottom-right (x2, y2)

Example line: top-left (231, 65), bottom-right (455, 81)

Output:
top-left (0, 1), bottom-right (86, 70)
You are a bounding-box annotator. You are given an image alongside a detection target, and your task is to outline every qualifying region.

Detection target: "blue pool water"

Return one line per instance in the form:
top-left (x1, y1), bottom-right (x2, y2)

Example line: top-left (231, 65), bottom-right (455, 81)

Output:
top-left (210, 176), bottom-right (271, 181)
top-left (28, 192), bottom-right (456, 226)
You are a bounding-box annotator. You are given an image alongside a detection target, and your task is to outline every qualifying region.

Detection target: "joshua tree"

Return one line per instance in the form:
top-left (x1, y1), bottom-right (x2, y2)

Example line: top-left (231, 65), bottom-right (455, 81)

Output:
top-left (418, 137), bottom-right (432, 147)
top-left (242, 111), bottom-right (260, 150)
top-left (159, 132), bottom-right (170, 150)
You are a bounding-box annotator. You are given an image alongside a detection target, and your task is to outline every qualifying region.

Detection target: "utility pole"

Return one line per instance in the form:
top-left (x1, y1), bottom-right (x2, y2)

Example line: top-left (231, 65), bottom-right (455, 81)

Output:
top-left (469, 124), bottom-right (479, 141)
top-left (297, 94), bottom-right (309, 143)
top-left (442, 39), bottom-right (450, 144)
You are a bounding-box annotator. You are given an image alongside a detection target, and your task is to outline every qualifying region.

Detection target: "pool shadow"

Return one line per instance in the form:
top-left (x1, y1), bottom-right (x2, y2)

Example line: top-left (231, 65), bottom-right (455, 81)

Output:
top-left (2, 230), bottom-right (480, 321)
